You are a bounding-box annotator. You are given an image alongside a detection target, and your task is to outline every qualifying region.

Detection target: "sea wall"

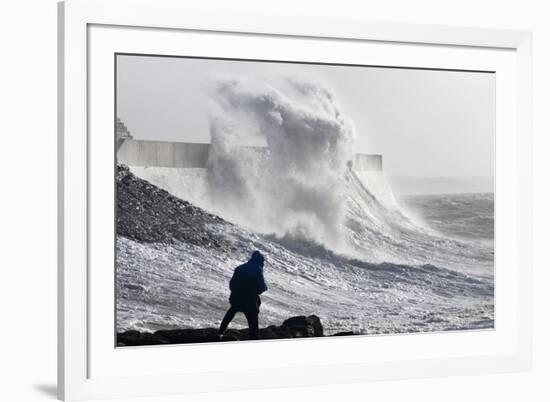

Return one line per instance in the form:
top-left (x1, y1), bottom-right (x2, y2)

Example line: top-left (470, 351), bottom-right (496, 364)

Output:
top-left (117, 139), bottom-right (383, 171)
top-left (354, 153), bottom-right (382, 172)
top-left (118, 140), bottom-right (210, 168)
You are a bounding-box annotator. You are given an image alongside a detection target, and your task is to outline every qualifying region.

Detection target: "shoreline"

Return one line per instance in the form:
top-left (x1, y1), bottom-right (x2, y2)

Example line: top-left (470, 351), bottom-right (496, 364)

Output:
top-left (117, 315), bottom-right (357, 346)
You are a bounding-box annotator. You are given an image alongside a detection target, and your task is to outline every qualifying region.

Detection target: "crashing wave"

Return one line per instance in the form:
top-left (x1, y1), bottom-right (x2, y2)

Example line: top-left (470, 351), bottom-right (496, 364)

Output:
top-left (116, 166), bottom-right (494, 334)
top-left (130, 77), bottom-right (493, 275)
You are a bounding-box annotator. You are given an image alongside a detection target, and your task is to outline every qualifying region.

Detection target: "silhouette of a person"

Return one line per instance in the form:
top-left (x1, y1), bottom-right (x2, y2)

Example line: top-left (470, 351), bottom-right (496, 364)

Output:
top-left (219, 251), bottom-right (267, 340)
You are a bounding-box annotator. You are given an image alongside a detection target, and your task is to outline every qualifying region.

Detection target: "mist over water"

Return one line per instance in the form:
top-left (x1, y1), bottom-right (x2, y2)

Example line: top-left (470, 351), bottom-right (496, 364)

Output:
top-left (205, 78), bottom-right (356, 252)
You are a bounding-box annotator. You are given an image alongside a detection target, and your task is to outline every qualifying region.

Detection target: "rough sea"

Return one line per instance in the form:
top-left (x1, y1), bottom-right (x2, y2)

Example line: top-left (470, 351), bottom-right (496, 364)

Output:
top-left (116, 78), bottom-right (494, 336)
top-left (116, 166), bottom-right (494, 336)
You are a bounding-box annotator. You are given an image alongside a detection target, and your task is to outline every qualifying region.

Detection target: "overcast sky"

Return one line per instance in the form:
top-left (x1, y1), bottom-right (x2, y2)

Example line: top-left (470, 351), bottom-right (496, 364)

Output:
top-left (116, 55), bottom-right (495, 178)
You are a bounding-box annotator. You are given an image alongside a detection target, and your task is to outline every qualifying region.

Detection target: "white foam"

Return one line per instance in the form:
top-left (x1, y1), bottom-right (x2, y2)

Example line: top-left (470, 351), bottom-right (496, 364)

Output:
top-left (203, 78), bottom-right (356, 252)
top-left (127, 77), bottom-right (493, 274)
top-left (129, 166), bottom-right (209, 208)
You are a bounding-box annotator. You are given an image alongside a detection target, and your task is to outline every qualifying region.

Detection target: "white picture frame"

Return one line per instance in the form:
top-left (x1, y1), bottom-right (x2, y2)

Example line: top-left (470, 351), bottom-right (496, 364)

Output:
top-left (58, 0), bottom-right (533, 400)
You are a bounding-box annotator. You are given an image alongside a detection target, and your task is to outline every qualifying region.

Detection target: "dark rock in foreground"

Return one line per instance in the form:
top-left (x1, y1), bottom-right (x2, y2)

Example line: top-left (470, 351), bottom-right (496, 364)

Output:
top-left (117, 315), bottom-right (332, 346)
top-left (333, 331), bottom-right (355, 336)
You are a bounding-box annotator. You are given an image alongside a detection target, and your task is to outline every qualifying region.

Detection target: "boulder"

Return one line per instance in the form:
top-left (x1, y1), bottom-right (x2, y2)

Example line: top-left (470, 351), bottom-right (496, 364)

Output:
top-left (117, 315), bottom-right (325, 346)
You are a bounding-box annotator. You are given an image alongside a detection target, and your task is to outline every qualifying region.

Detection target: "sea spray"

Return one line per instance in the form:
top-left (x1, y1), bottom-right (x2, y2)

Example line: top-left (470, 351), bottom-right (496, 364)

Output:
top-left (116, 168), bottom-right (495, 334)
top-left (206, 78), bottom-right (356, 252)
top-left (127, 78), bottom-right (492, 272)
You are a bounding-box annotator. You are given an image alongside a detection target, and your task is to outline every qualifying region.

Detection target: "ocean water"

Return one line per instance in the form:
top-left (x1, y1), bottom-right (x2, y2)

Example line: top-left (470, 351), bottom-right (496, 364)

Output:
top-left (400, 193), bottom-right (494, 243)
top-left (116, 167), bottom-right (495, 336)
top-left (116, 78), bottom-right (494, 337)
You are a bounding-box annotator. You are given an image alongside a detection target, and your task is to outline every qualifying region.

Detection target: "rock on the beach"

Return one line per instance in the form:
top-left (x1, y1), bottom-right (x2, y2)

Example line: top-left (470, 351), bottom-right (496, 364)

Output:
top-left (116, 164), bottom-right (229, 248)
top-left (117, 315), bottom-right (325, 346)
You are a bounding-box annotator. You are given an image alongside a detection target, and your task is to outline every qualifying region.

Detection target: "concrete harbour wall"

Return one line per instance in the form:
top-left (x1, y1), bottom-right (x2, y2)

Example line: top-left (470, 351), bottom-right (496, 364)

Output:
top-left (118, 140), bottom-right (210, 168)
top-left (117, 139), bottom-right (382, 172)
top-left (354, 153), bottom-right (382, 171)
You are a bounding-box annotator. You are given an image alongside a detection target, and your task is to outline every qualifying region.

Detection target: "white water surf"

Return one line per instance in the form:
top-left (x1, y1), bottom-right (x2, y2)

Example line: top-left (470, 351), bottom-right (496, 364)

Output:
top-left (116, 77), bottom-right (494, 335)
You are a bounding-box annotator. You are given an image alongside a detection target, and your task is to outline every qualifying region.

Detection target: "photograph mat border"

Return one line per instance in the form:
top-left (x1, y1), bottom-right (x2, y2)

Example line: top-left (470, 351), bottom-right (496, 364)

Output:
top-left (112, 47), bottom-right (496, 355)
top-left (58, 0), bottom-right (533, 400)
top-left (89, 24), bottom-right (514, 379)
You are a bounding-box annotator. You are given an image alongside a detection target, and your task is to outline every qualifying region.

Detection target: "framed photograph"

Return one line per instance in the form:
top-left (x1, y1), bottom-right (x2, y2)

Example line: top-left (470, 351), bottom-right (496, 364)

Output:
top-left (58, 0), bottom-right (533, 400)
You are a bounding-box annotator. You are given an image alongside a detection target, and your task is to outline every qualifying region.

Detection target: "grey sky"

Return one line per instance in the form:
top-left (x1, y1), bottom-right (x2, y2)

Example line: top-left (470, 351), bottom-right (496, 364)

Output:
top-left (116, 55), bottom-right (495, 178)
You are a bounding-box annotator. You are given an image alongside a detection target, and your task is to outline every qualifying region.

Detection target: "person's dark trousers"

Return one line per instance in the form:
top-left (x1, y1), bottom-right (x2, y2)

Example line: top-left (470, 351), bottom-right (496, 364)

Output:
top-left (219, 307), bottom-right (237, 333)
top-left (243, 310), bottom-right (259, 340)
top-left (219, 307), bottom-right (259, 340)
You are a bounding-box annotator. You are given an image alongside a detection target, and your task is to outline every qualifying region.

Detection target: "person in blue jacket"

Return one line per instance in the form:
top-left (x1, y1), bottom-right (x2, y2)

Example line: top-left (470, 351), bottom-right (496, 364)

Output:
top-left (219, 251), bottom-right (267, 340)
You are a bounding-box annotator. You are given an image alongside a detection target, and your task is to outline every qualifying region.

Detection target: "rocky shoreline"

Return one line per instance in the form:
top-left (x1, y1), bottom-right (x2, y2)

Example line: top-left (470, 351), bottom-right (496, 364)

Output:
top-left (117, 164), bottom-right (230, 249)
top-left (117, 315), bottom-right (355, 346)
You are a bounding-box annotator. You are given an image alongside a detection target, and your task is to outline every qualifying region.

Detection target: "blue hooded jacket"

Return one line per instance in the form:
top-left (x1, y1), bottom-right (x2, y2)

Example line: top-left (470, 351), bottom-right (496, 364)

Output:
top-left (229, 251), bottom-right (267, 311)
